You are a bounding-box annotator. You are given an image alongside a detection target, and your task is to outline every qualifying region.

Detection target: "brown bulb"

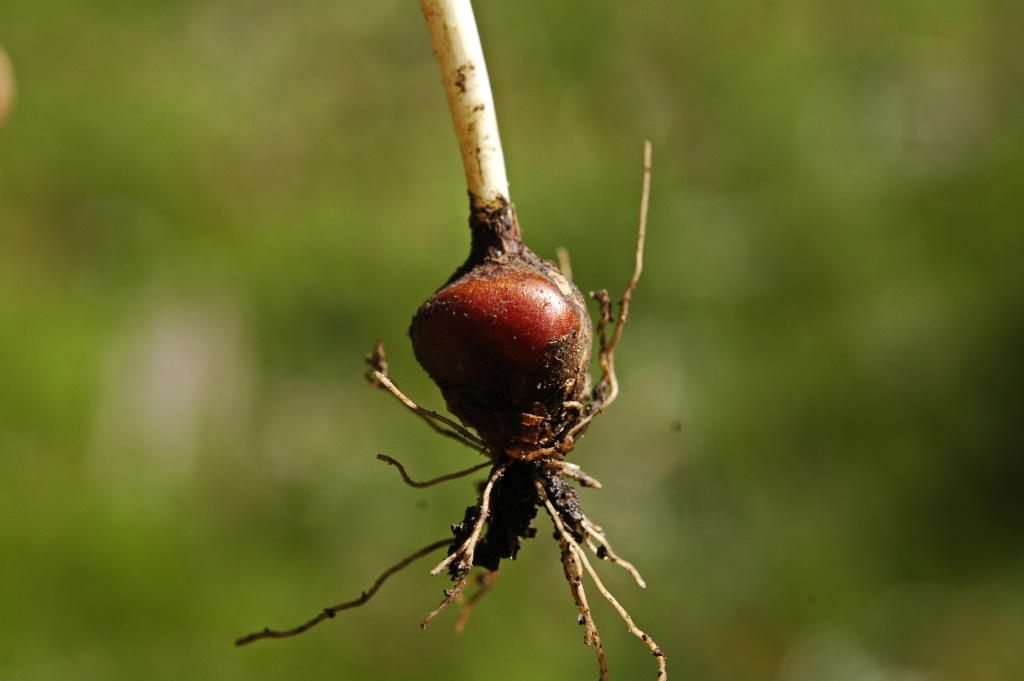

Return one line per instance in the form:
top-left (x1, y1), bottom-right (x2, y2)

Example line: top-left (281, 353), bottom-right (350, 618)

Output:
top-left (410, 219), bottom-right (591, 457)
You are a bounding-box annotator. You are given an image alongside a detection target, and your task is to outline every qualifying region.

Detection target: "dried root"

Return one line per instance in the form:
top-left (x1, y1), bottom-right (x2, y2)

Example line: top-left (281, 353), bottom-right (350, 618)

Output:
top-left (367, 341), bottom-right (488, 451)
top-left (377, 454), bottom-right (490, 489)
top-left (568, 140), bottom-right (651, 442)
top-left (421, 463), bottom-right (507, 627)
top-left (453, 569), bottom-right (499, 633)
top-left (234, 538), bottom-right (452, 646)
top-left (537, 478), bottom-right (666, 680)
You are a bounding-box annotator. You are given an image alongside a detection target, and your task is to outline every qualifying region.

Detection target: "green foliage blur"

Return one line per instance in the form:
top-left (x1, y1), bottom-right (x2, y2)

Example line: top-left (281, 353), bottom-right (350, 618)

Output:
top-left (2, 1), bottom-right (1022, 679)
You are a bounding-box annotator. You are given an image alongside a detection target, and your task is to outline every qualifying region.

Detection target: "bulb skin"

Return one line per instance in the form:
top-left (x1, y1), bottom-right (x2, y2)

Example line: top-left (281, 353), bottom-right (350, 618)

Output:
top-left (411, 255), bottom-right (591, 457)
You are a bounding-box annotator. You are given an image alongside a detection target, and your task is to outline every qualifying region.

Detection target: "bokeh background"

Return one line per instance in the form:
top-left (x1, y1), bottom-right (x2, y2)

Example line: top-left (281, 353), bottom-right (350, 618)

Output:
top-left (2, 1), bottom-right (1022, 680)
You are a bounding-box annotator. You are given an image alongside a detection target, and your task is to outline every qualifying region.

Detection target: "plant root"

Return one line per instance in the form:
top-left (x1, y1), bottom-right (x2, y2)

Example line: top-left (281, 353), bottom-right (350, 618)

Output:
top-left (377, 453), bottom-right (490, 489)
top-left (235, 538), bottom-right (452, 646)
top-left (453, 569), bottom-right (499, 633)
top-left (367, 342), bottom-right (489, 451)
top-left (536, 477), bottom-right (666, 680)
top-left (567, 140), bottom-right (651, 442)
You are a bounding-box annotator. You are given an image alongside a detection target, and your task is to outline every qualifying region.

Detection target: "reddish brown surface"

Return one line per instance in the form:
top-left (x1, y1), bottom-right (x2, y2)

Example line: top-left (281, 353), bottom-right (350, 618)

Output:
top-left (411, 266), bottom-right (580, 397)
top-left (410, 202), bottom-right (593, 455)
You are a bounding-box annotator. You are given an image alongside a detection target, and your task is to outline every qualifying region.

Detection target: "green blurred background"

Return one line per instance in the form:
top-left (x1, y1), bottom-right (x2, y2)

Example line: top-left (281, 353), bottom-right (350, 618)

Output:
top-left (2, 1), bottom-right (1022, 679)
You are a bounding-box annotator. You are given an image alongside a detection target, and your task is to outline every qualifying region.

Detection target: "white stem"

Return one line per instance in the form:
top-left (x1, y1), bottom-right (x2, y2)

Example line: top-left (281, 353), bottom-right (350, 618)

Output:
top-left (419, 0), bottom-right (510, 211)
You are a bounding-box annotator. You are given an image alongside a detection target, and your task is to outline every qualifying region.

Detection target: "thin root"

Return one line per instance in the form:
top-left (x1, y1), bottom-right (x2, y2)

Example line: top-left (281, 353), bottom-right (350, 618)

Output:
top-left (364, 340), bottom-right (390, 383)
top-left (421, 463), bottom-right (507, 628)
top-left (581, 518), bottom-right (646, 588)
top-left (568, 141), bottom-right (652, 440)
top-left (453, 569), bottom-right (499, 633)
top-left (574, 534), bottom-right (666, 679)
top-left (377, 454), bottom-right (491, 488)
top-left (421, 571), bottom-right (472, 629)
top-left (537, 477), bottom-right (666, 680)
top-left (429, 463), bottom-right (506, 577)
top-left (548, 460), bottom-right (603, 489)
top-left (235, 538), bottom-right (452, 646)
top-left (606, 140), bottom-right (651, 362)
top-left (372, 370), bottom-right (488, 450)
top-left (538, 480), bottom-right (608, 680)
